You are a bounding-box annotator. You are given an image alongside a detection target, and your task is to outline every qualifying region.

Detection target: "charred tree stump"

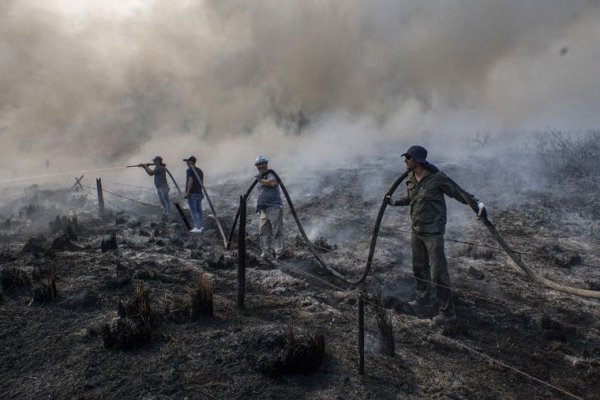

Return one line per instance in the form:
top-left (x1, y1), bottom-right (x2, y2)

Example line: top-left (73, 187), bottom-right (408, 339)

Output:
top-left (358, 294), bottom-right (365, 375)
top-left (237, 195), bottom-right (246, 309)
top-left (174, 202), bottom-right (192, 231)
top-left (96, 178), bottom-right (105, 217)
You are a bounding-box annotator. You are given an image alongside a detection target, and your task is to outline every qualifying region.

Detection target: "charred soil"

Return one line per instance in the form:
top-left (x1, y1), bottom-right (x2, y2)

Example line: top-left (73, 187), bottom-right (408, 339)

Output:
top-left (1, 160), bottom-right (599, 399)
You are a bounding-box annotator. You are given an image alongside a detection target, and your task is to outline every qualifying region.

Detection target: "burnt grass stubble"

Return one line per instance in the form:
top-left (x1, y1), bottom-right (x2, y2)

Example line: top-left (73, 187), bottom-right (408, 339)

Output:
top-left (1, 158), bottom-right (600, 399)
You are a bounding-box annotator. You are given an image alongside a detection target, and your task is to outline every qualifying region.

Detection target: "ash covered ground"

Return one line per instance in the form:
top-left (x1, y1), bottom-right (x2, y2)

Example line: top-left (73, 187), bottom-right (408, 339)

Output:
top-left (1, 149), bottom-right (600, 400)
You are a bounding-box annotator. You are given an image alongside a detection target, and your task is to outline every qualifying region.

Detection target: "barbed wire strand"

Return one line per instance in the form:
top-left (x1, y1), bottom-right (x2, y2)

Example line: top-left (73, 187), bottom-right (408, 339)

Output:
top-left (243, 238), bottom-right (582, 400)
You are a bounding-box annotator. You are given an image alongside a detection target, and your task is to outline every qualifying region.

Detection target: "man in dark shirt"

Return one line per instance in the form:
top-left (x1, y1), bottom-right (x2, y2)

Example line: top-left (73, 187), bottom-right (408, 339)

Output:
top-left (183, 156), bottom-right (204, 233)
top-left (386, 145), bottom-right (486, 325)
top-left (254, 156), bottom-right (284, 260)
top-left (142, 156), bottom-right (171, 216)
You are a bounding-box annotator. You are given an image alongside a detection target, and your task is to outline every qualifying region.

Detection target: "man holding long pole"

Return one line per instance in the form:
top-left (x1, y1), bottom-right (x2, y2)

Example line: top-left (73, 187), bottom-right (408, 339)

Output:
top-left (140, 156), bottom-right (171, 218)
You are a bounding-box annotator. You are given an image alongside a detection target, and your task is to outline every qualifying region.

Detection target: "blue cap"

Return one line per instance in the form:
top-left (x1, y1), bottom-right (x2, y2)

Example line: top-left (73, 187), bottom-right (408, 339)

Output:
top-left (402, 145), bottom-right (429, 164)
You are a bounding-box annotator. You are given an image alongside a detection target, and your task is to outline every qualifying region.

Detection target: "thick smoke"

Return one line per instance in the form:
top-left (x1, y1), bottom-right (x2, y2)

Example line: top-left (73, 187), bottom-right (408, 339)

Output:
top-left (1, 0), bottom-right (599, 179)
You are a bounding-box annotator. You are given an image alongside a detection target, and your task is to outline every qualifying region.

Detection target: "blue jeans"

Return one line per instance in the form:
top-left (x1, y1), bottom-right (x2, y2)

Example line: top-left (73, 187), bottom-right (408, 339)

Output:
top-left (187, 194), bottom-right (203, 229)
top-left (156, 186), bottom-right (171, 215)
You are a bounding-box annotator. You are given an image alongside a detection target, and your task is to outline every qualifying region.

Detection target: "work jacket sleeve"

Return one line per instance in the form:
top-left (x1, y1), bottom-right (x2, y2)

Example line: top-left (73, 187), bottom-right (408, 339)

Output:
top-left (439, 173), bottom-right (479, 212)
top-left (393, 193), bottom-right (410, 206)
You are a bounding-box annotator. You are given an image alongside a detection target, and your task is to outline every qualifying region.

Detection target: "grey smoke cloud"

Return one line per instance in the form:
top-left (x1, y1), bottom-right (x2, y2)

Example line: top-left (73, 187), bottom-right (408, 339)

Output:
top-left (1, 0), bottom-right (599, 178)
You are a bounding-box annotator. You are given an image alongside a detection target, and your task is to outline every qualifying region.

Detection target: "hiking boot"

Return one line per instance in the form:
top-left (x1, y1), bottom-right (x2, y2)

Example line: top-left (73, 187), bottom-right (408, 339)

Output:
top-left (260, 252), bottom-right (272, 260)
top-left (190, 227), bottom-right (204, 234)
top-left (275, 252), bottom-right (289, 261)
top-left (431, 313), bottom-right (456, 325)
top-left (408, 298), bottom-right (433, 307)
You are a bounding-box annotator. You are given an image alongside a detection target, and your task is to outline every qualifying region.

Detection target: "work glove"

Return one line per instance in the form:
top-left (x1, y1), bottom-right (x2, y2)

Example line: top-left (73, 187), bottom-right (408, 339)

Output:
top-left (384, 195), bottom-right (393, 206)
top-left (477, 201), bottom-right (486, 219)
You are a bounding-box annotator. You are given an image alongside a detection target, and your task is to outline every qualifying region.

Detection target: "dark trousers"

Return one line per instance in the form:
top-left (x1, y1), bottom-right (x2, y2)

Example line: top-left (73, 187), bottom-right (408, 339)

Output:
top-left (411, 233), bottom-right (454, 315)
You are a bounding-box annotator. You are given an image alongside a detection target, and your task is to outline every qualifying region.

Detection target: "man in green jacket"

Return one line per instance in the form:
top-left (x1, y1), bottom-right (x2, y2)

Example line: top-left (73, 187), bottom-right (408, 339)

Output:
top-left (386, 145), bottom-right (486, 325)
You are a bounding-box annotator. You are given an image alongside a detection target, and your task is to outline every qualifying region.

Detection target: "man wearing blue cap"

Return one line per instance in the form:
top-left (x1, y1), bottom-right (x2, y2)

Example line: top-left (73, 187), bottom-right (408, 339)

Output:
top-left (142, 156), bottom-right (171, 217)
top-left (386, 145), bottom-right (486, 325)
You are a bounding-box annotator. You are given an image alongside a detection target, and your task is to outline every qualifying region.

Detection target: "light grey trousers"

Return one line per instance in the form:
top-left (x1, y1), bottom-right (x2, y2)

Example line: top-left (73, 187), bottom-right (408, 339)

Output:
top-left (258, 207), bottom-right (284, 256)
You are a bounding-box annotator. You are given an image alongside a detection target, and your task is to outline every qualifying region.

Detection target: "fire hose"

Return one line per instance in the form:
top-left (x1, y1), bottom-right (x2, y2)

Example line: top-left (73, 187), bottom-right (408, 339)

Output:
top-left (227, 169), bottom-right (410, 285)
top-left (186, 165), bottom-right (228, 247)
top-left (230, 169), bottom-right (600, 298)
top-left (128, 163), bottom-right (227, 245)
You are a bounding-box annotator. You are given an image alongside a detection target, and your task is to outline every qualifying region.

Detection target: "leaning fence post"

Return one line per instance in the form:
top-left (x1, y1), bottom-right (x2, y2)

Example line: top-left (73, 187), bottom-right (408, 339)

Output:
top-left (96, 178), bottom-right (105, 218)
top-left (358, 293), bottom-right (365, 375)
top-left (174, 202), bottom-right (192, 231)
top-left (237, 195), bottom-right (246, 309)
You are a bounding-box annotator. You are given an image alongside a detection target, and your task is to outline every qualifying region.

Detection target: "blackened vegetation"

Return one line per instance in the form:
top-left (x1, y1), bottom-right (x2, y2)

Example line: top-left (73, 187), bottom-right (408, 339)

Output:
top-left (189, 274), bottom-right (214, 318)
top-left (49, 215), bottom-right (81, 251)
top-left (541, 244), bottom-right (582, 269)
top-left (48, 214), bottom-right (79, 235)
top-left (467, 266), bottom-right (485, 280)
top-left (0, 267), bottom-right (31, 291)
top-left (246, 328), bottom-right (325, 376)
top-left (22, 235), bottom-right (55, 258)
top-left (102, 284), bottom-right (152, 349)
top-left (100, 232), bottom-right (118, 252)
top-left (375, 298), bottom-right (395, 357)
top-left (456, 244), bottom-right (495, 260)
top-left (207, 254), bottom-right (235, 269)
top-left (163, 274), bottom-right (214, 321)
top-left (541, 315), bottom-right (577, 342)
top-left (32, 272), bottom-right (59, 303)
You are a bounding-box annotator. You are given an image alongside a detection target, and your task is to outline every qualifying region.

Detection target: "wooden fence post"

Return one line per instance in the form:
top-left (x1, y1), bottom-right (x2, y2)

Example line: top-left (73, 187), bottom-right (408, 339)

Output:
top-left (96, 178), bottom-right (105, 217)
top-left (358, 294), bottom-right (365, 375)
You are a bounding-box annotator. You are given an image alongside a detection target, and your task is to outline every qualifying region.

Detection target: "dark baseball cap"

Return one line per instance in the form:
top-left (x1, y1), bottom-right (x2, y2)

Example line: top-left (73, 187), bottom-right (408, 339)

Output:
top-left (402, 145), bottom-right (429, 164)
top-left (183, 156), bottom-right (197, 163)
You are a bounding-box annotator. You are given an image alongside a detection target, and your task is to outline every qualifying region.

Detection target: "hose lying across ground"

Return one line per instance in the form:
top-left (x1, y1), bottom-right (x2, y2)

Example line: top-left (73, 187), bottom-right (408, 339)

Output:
top-left (229, 169), bottom-right (600, 298)
top-left (228, 169), bottom-right (409, 285)
top-left (480, 217), bottom-right (600, 299)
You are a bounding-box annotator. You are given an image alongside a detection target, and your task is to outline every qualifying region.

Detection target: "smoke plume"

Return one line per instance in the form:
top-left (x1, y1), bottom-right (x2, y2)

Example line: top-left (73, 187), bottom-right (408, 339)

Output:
top-left (1, 0), bottom-right (599, 179)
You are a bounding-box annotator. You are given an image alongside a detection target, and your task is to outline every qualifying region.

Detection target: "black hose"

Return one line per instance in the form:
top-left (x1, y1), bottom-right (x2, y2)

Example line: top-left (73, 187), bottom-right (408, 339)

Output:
top-left (226, 179), bottom-right (259, 249)
top-left (229, 169), bottom-right (409, 286)
top-left (165, 168), bottom-right (183, 195)
top-left (230, 168), bottom-right (600, 298)
top-left (269, 170), bottom-right (349, 281)
top-left (356, 170), bottom-right (409, 284)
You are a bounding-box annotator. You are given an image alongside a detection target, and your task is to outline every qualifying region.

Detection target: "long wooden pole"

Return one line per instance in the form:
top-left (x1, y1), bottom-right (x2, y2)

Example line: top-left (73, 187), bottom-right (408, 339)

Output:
top-left (237, 195), bottom-right (246, 309)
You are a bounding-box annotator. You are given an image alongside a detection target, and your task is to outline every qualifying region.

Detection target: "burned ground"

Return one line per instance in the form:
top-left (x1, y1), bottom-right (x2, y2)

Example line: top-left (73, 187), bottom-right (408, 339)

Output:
top-left (1, 156), bottom-right (599, 399)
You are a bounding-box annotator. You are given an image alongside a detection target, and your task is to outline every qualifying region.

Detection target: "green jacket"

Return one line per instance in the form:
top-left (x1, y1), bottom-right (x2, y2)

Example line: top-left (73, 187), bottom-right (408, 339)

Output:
top-left (392, 168), bottom-right (479, 234)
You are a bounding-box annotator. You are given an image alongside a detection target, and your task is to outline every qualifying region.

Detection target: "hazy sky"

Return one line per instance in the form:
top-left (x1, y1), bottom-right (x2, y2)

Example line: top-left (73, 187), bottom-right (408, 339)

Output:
top-left (1, 0), bottom-right (599, 177)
